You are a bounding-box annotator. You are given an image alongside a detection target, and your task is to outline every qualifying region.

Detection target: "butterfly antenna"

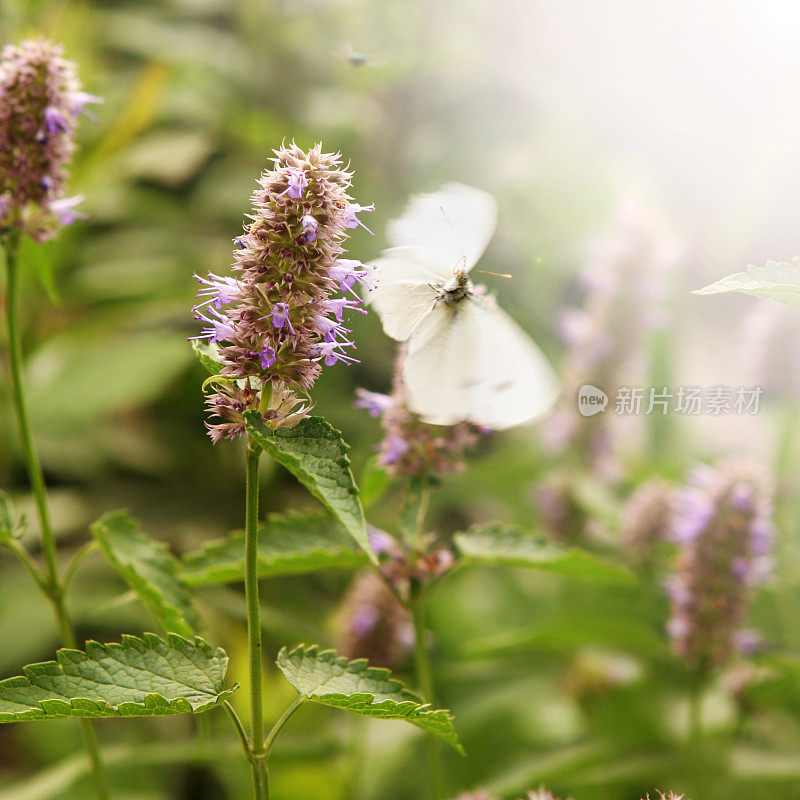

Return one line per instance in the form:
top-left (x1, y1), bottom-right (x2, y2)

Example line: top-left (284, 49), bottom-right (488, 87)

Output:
top-left (439, 205), bottom-right (467, 262)
top-left (477, 270), bottom-right (513, 279)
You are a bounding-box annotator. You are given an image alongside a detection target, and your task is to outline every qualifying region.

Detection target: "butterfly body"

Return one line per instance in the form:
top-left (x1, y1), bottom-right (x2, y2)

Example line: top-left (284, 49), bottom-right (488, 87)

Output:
top-left (369, 183), bottom-right (560, 429)
top-left (438, 269), bottom-right (472, 306)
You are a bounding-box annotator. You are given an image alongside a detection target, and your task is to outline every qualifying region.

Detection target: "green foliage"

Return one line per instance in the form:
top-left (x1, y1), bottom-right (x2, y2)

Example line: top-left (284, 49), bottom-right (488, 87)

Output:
top-left (0, 633), bottom-right (236, 722)
top-left (244, 413), bottom-right (374, 563)
top-left (358, 458), bottom-right (392, 509)
top-left (694, 257), bottom-right (800, 307)
top-left (191, 340), bottom-right (223, 375)
top-left (90, 511), bottom-right (200, 637)
top-left (0, 493), bottom-right (25, 543)
top-left (276, 645), bottom-right (463, 752)
top-left (464, 613), bottom-right (667, 659)
top-left (180, 512), bottom-right (369, 586)
top-left (454, 524), bottom-right (636, 585)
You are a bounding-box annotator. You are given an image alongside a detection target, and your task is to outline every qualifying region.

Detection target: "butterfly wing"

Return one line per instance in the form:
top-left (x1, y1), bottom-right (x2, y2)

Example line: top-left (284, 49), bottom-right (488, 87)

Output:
top-left (387, 183), bottom-right (498, 271)
top-left (403, 296), bottom-right (560, 429)
top-left (368, 246), bottom-right (452, 341)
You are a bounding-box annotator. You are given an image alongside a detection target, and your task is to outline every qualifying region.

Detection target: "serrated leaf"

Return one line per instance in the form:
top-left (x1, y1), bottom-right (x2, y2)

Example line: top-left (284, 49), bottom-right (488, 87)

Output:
top-left (0, 633), bottom-right (236, 722)
top-left (180, 512), bottom-right (369, 587)
top-left (91, 511), bottom-right (199, 637)
top-left (244, 413), bottom-right (374, 564)
top-left (693, 258), bottom-right (800, 308)
top-left (276, 645), bottom-right (463, 752)
top-left (454, 525), bottom-right (635, 585)
top-left (191, 340), bottom-right (223, 375)
top-left (0, 493), bottom-right (25, 543)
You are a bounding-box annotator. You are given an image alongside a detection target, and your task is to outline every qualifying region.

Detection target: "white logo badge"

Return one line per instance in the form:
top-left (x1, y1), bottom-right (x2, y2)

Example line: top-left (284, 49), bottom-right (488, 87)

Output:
top-left (577, 384), bottom-right (608, 417)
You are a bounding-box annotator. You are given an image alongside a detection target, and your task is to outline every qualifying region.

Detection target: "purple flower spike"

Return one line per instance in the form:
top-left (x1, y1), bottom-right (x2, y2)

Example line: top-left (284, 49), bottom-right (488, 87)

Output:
top-left (329, 259), bottom-right (379, 295)
top-left (729, 482), bottom-right (756, 513)
top-left (258, 345), bottom-right (276, 369)
top-left (69, 91), bottom-right (103, 121)
top-left (350, 605), bottom-right (380, 637)
top-left (314, 340), bottom-right (359, 366)
top-left (313, 313), bottom-right (350, 344)
top-left (48, 194), bottom-right (87, 226)
top-left (0, 39), bottom-right (96, 238)
top-left (36, 105), bottom-right (71, 141)
top-left (343, 202), bottom-right (375, 234)
top-left (194, 272), bottom-right (245, 310)
top-left (666, 459), bottom-right (775, 669)
top-left (301, 214), bottom-right (318, 242)
top-left (337, 572), bottom-right (413, 669)
top-left (367, 526), bottom-right (399, 556)
top-left (192, 142), bottom-right (374, 439)
top-left (354, 345), bottom-right (487, 478)
top-left (324, 297), bottom-right (366, 321)
top-left (191, 307), bottom-right (236, 343)
top-left (355, 388), bottom-right (392, 417)
top-left (281, 167), bottom-right (308, 200)
top-left (669, 488), bottom-right (714, 544)
top-left (269, 302), bottom-right (296, 333)
top-left (382, 433), bottom-right (410, 464)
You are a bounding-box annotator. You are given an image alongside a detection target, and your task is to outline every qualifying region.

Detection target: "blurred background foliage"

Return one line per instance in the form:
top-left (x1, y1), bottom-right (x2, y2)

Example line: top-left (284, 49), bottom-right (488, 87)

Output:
top-left (1, 0), bottom-right (800, 799)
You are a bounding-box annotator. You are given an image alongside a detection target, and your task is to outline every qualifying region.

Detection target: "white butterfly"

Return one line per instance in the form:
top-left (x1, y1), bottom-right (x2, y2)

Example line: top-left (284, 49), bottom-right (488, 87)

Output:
top-left (368, 183), bottom-right (560, 429)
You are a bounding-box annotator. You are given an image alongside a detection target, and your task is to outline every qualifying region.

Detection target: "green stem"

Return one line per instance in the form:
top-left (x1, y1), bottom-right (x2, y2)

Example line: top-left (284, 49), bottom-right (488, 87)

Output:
top-left (4, 233), bottom-right (58, 584)
top-left (264, 696), bottom-right (304, 755)
top-left (411, 594), bottom-right (444, 800)
top-left (2, 537), bottom-right (47, 591)
top-left (244, 441), bottom-right (268, 800)
top-left (689, 679), bottom-right (703, 744)
top-left (3, 235), bottom-right (109, 800)
top-left (414, 486), bottom-right (431, 553)
top-left (224, 700), bottom-right (251, 758)
top-left (62, 540), bottom-right (101, 590)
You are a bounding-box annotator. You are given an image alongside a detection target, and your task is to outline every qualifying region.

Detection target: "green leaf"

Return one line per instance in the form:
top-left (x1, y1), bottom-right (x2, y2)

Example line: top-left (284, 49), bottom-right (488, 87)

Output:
top-left (399, 477), bottom-right (431, 546)
top-left (464, 614), bottom-right (667, 659)
top-left (191, 340), bottom-right (223, 375)
top-left (20, 236), bottom-right (59, 304)
top-left (244, 413), bottom-right (374, 564)
top-left (180, 512), bottom-right (369, 587)
top-left (276, 645), bottom-right (463, 752)
top-left (0, 493), bottom-right (25, 543)
top-left (90, 511), bottom-right (199, 637)
top-left (358, 457), bottom-right (391, 509)
top-left (0, 633), bottom-right (237, 722)
top-left (693, 258), bottom-right (800, 308)
top-left (454, 525), bottom-right (635, 585)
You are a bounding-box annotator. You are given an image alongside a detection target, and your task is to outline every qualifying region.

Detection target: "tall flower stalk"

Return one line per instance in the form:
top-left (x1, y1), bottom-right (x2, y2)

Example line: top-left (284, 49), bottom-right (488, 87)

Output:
top-left (193, 142), bottom-right (374, 799)
top-left (665, 460), bottom-right (774, 744)
top-left (356, 349), bottom-right (486, 800)
top-left (0, 40), bottom-right (107, 799)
